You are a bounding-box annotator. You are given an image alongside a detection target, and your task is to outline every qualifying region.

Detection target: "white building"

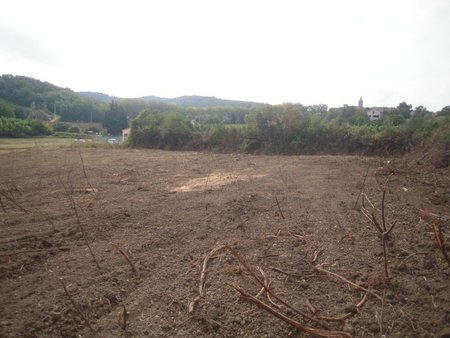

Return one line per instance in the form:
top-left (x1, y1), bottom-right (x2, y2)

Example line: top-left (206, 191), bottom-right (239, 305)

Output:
top-left (367, 108), bottom-right (384, 121)
top-left (122, 128), bottom-right (131, 142)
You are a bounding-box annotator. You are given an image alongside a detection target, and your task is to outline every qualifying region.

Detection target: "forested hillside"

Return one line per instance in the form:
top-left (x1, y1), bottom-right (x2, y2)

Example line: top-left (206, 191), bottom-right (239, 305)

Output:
top-left (0, 75), bottom-right (257, 125)
top-left (0, 75), bottom-right (106, 122)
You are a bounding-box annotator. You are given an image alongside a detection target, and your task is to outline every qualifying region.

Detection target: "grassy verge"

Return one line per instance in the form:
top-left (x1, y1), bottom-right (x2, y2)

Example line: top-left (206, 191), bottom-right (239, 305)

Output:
top-left (0, 137), bottom-right (125, 155)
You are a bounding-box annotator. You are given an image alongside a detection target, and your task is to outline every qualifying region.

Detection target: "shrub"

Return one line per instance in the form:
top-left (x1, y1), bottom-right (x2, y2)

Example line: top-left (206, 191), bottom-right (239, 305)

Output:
top-left (160, 114), bottom-right (193, 149)
top-left (53, 122), bottom-right (71, 132)
top-left (0, 117), bottom-right (50, 137)
top-left (68, 126), bottom-right (80, 133)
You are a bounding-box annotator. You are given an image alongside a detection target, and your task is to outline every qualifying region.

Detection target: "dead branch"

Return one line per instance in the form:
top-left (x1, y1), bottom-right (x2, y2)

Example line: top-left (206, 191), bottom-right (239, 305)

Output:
top-left (354, 164), bottom-right (370, 209)
top-left (231, 283), bottom-right (352, 338)
top-left (431, 222), bottom-right (450, 268)
top-left (59, 278), bottom-right (94, 332)
top-left (417, 208), bottom-right (450, 268)
top-left (0, 188), bottom-right (29, 212)
top-left (363, 175), bottom-right (396, 279)
top-left (371, 213), bottom-right (384, 234)
top-left (356, 293), bottom-right (369, 308)
top-left (360, 207), bottom-right (374, 224)
top-left (381, 174), bottom-right (393, 232)
top-left (289, 230), bottom-right (308, 241)
top-left (226, 245), bottom-right (322, 325)
top-left (275, 196), bottom-right (285, 220)
top-left (121, 304), bottom-right (128, 330)
top-left (257, 266), bottom-right (281, 309)
top-left (112, 243), bottom-right (137, 273)
top-left (312, 249), bottom-right (324, 264)
top-left (362, 192), bottom-right (377, 210)
top-left (58, 176), bottom-right (100, 270)
top-left (78, 150), bottom-right (94, 190)
top-left (188, 245), bottom-right (227, 313)
top-left (189, 245), bottom-right (321, 326)
top-left (314, 265), bottom-right (383, 303)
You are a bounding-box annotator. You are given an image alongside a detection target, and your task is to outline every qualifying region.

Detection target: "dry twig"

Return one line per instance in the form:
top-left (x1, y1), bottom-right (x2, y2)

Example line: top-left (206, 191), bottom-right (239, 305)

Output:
top-left (256, 266), bottom-right (281, 309)
top-left (59, 278), bottom-right (94, 332)
top-left (275, 196), bottom-right (285, 220)
top-left (189, 245), bottom-right (321, 326)
top-left (353, 164), bottom-right (370, 209)
top-left (78, 150), bottom-right (94, 190)
top-left (314, 265), bottom-right (383, 303)
top-left (112, 243), bottom-right (137, 273)
top-left (58, 176), bottom-right (100, 270)
top-left (364, 174), bottom-right (396, 278)
top-left (231, 283), bottom-right (352, 338)
top-left (431, 222), bottom-right (450, 268)
top-left (121, 304), bottom-right (128, 330)
top-left (188, 245), bottom-right (226, 313)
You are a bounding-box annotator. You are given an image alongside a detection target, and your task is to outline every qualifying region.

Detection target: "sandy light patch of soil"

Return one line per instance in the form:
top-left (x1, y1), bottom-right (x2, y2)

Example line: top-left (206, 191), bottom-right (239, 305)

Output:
top-left (171, 172), bottom-right (266, 192)
top-left (0, 147), bottom-right (449, 338)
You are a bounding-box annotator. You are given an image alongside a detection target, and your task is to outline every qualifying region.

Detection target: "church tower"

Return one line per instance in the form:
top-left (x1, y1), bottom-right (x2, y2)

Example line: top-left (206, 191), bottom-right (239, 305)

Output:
top-left (358, 96), bottom-right (363, 108)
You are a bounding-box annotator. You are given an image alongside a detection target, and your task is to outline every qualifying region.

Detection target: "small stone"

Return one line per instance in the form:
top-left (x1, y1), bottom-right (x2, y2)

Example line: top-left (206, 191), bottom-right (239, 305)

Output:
top-left (299, 280), bottom-right (309, 289)
top-left (423, 257), bottom-right (435, 270)
top-left (344, 305), bottom-right (357, 314)
top-left (369, 323), bottom-right (380, 332)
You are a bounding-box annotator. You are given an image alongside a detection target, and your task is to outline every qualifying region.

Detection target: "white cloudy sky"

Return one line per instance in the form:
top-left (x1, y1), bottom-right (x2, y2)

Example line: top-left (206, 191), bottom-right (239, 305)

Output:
top-left (1, 0), bottom-right (449, 110)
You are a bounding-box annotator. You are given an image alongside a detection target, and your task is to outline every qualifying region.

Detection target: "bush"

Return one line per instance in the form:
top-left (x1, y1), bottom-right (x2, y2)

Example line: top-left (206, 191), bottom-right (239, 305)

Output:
top-left (53, 122), bottom-right (71, 132)
top-left (128, 103), bottom-right (450, 156)
top-left (0, 100), bottom-right (15, 118)
top-left (196, 124), bottom-right (245, 151)
top-left (0, 117), bottom-right (50, 137)
top-left (130, 110), bottom-right (164, 147)
top-left (68, 126), bottom-right (80, 133)
top-left (160, 114), bottom-right (193, 149)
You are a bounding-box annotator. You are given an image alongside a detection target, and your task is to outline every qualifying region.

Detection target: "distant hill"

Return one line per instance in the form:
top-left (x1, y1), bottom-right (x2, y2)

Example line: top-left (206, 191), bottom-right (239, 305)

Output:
top-left (0, 75), bottom-right (105, 122)
top-left (0, 75), bottom-right (262, 123)
top-left (78, 91), bottom-right (262, 109)
top-left (77, 91), bottom-right (116, 102)
top-left (140, 95), bottom-right (262, 109)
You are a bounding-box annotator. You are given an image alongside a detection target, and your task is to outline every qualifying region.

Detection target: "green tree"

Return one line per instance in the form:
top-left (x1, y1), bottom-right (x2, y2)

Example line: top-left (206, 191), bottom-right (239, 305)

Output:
top-left (53, 122), bottom-right (71, 132)
top-left (130, 110), bottom-right (165, 147)
top-left (437, 106), bottom-right (450, 117)
top-left (103, 100), bottom-right (128, 134)
top-left (160, 114), bottom-right (193, 149)
top-left (395, 102), bottom-right (412, 119)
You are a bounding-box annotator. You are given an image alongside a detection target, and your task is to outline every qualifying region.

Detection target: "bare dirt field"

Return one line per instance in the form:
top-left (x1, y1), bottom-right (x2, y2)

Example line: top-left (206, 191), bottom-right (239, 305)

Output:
top-left (0, 147), bottom-right (449, 338)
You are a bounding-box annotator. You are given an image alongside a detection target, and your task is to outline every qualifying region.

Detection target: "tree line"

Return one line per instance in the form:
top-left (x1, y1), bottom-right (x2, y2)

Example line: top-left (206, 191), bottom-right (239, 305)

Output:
top-left (1, 75), bottom-right (449, 156)
top-left (130, 103), bottom-right (450, 155)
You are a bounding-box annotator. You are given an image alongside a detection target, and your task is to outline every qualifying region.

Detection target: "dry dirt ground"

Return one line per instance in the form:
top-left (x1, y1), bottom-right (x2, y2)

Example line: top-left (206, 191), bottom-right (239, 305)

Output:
top-left (0, 147), bottom-right (449, 338)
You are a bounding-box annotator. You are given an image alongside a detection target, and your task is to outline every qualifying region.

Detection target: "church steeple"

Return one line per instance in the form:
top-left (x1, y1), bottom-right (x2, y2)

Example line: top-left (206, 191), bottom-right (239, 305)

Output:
top-left (358, 96), bottom-right (363, 108)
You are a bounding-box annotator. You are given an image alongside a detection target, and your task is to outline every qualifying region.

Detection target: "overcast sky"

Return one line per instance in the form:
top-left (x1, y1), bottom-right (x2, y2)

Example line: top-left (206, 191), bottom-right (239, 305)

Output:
top-left (1, 0), bottom-right (449, 111)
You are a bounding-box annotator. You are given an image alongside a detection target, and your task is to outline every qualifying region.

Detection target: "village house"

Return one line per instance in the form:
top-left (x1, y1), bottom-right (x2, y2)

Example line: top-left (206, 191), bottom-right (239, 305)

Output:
top-left (367, 108), bottom-right (384, 121)
top-left (122, 128), bottom-right (131, 142)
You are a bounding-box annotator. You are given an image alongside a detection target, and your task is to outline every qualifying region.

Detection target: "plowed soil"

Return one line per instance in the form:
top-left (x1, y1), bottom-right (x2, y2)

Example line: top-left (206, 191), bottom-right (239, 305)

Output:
top-left (0, 147), bottom-right (449, 337)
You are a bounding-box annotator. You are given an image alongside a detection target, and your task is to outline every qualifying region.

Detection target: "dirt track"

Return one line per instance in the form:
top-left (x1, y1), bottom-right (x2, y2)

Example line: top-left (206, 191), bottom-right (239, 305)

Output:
top-left (0, 147), bottom-right (449, 337)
